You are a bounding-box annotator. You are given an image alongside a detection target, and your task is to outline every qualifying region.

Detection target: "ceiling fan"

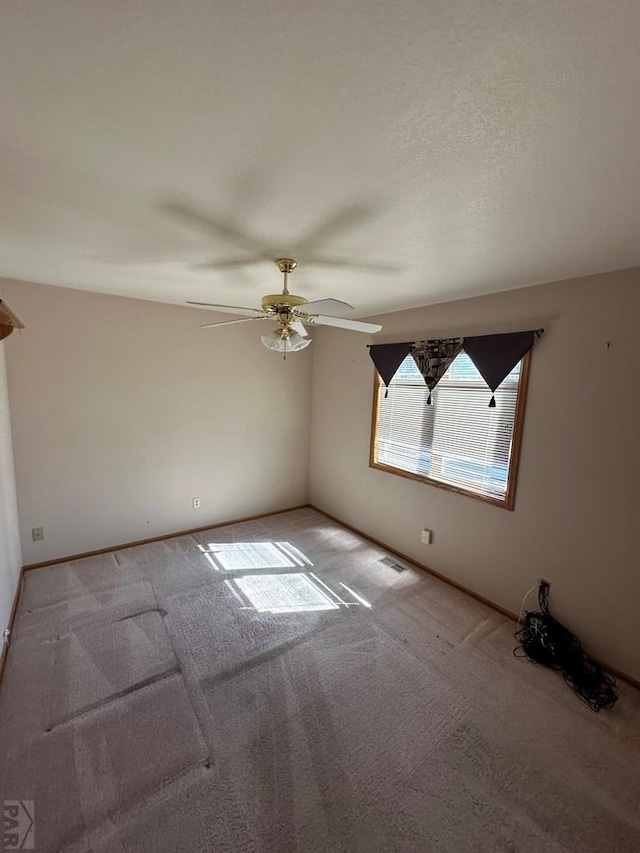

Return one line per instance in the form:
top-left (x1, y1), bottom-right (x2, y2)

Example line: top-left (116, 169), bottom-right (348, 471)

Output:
top-left (187, 258), bottom-right (382, 354)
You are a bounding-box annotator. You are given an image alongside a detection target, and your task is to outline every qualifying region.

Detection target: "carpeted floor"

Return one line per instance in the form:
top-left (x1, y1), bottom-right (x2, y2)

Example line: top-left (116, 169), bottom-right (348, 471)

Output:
top-left (1, 508), bottom-right (639, 852)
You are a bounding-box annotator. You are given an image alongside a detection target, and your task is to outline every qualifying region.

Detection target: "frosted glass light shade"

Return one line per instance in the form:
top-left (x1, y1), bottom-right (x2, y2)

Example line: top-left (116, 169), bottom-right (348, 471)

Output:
top-left (261, 330), bottom-right (311, 352)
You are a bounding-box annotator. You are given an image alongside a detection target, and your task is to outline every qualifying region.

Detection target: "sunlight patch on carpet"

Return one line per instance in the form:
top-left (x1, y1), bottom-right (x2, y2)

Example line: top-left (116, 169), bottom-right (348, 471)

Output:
top-left (199, 541), bottom-right (312, 571)
top-left (234, 573), bottom-right (339, 613)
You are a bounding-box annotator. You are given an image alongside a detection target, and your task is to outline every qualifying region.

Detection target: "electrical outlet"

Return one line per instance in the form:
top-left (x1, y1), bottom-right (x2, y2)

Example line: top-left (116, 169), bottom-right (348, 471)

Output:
top-left (421, 528), bottom-right (433, 545)
top-left (2, 628), bottom-right (10, 644)
top-left (192, 497), bottom-right (201, 509)
top-left (32, 526), bottom-right (44, 542)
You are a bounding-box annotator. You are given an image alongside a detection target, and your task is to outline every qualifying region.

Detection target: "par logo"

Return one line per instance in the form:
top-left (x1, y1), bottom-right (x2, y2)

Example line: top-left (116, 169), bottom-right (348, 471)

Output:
top-left (3, 801), bottom-right (34, 850)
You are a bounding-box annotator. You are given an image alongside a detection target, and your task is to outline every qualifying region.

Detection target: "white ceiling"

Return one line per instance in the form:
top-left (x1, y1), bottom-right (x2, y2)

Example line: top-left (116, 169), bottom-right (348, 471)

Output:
top-left (1, 1), bottom-right (639, 317)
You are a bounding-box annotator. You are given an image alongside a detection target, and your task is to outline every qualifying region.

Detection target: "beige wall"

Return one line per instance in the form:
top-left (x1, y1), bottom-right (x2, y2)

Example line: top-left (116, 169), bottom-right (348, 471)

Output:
top-left (4, 269), bottom-right (640, 679)
top-left (3, 280), bottom-right (313, 564)
top-left (0, 332), bottom-right (22, 634)
top-left (309, 268), bottom-right (640, 681)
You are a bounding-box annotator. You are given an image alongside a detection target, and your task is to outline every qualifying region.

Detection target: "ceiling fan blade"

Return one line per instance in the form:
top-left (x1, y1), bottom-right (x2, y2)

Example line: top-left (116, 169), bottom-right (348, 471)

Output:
top-left (200, 316), bottom-right (269, 330)
top-left (290, 320), bottom-right (309, 337)
top-left (192, 257), bottom-right (266, 271)
top-left (303, 257), bottom-right (400, 273)
top-left (162, 200), bottom-right (271, 255)
top-left (297, 204), bottom-right (374, 253)
top-left (192, 255), bottom-right (397, 273)
top-left (300, 298), bottom-right (354, 316)
top-left (309, 315), bottom-right (382, 334)
top-left (186, 301), bottom-right (264, 317)
top-left (92, 252), bottom-right (194, 265)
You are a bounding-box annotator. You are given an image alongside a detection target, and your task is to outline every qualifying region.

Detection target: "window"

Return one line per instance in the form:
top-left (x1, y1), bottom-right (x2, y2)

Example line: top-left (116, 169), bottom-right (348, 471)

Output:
top-left (370, 351), bottom-right (530, 509)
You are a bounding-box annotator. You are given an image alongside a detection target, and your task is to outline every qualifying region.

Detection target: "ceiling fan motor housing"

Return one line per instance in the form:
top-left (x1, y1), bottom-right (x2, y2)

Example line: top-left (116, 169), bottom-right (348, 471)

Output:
top-left (261, 292), bottom-right (309, 312)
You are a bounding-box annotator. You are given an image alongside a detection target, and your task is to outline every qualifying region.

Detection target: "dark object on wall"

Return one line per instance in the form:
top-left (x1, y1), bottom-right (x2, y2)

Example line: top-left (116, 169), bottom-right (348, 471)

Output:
top-left (514, 582), bottom-right (618, 712)
top-left (0, 300), bottom-right (25, 341)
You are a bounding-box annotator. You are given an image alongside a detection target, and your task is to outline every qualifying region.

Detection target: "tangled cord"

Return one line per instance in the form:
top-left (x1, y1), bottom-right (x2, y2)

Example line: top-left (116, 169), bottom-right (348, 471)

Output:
top-left (514, 582), bottom-right (618, 712)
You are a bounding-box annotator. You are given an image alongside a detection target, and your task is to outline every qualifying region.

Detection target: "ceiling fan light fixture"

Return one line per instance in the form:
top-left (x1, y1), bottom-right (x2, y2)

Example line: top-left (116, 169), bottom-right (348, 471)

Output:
top-left (261, 329), bottom-right (312, 353)
top-left (287, 331), bottom-right (312, 351)
top-left (190, 257), bottom-right (381, 351)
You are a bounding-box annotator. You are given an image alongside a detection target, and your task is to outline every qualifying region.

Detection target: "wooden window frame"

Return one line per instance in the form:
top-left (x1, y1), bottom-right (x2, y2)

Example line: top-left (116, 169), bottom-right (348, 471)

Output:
top-left (369, 351), bottom-right (531, 510)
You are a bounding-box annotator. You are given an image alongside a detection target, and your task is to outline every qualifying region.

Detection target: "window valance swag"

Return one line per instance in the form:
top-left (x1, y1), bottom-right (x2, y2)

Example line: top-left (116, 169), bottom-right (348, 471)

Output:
top-left (463, 331), bottom-right (536, 406)
top-left (369, 329), bottom-right (541, 405)
top-left (367, 342), bottom-right (413, 398)
top-left (411, 338), bottom-right (463, 404)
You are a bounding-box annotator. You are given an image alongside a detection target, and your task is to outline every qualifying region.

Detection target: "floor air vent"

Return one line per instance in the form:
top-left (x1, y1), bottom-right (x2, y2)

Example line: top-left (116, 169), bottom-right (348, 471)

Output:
top-left (379, 556), bottom-right (407, 572)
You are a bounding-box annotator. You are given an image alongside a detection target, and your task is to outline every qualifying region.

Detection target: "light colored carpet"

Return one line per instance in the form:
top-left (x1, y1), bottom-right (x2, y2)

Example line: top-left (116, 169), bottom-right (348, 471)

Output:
top-left (1, 508), bottom-right (639, 852)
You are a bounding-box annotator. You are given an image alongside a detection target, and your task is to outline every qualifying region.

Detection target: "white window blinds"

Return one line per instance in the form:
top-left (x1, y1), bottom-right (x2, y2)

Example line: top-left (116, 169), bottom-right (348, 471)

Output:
top-left (373, 353), bottom-right (525, 504)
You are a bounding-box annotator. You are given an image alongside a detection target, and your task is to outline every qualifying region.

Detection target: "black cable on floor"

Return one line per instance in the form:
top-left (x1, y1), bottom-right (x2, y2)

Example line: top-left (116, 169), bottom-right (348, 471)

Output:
top-left (514, 582), bottom-right (618, 712)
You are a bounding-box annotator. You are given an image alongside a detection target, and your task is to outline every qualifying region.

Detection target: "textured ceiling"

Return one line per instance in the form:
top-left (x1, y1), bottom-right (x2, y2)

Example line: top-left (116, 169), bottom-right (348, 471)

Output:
top-left (1, 1), bottom-right (639, 317)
